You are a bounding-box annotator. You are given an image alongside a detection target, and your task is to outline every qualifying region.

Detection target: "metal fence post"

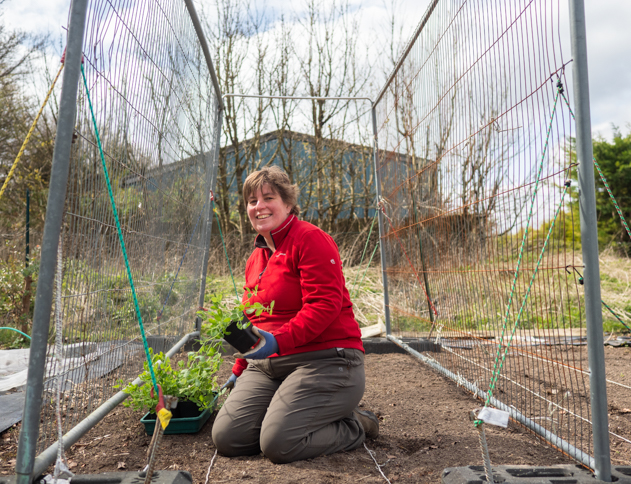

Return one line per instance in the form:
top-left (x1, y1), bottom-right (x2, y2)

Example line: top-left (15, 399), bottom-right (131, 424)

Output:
top-left (371, 105), bottom-right (391, 333)
top-left (569, 0), bottom-right (611, 480)
top-left (14, 0), bottom-right (88, 482)
top-left (183, 0), bottom-right (224, 333)
top-left (197, 108), bottom-right (223, 331)
top-left (182, 0), bottom-right (224, 112)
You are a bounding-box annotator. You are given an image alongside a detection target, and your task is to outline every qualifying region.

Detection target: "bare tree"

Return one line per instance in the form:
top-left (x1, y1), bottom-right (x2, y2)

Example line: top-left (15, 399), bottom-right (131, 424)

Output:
top-left (205, 0), bottom-right (276, 240)
top-left (0, 7), bottom-right (52, 236)
top-left (267, 17), bottom-right (300, 183)
top-left (201, 0), bottom-right (380, 236)
top-left (294, 0), bottom-right (370, 231)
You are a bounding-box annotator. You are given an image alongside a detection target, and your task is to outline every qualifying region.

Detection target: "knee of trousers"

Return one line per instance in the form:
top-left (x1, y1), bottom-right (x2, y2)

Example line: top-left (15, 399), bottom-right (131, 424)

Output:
top-left (259, 424), bottom-right (300, 464)
top-left (211, 420), bottom-right (236, 456)
top-left (212, 417), bottom-right (258, 457)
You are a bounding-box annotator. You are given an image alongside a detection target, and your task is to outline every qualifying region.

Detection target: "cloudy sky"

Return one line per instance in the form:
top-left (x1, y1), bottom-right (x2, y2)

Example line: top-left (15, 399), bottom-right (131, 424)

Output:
top-left (3, 0), bottom-right (629, 140)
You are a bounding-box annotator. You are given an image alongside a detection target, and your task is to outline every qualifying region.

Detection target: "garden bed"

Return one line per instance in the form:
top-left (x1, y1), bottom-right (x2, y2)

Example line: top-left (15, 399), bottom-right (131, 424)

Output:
top-left (2, 348), bottom-right (631, 483)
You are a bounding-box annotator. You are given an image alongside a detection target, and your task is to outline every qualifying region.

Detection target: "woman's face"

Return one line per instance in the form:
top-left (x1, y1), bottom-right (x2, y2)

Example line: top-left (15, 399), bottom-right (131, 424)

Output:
top-left (246, 183), bottom-right (292, 236)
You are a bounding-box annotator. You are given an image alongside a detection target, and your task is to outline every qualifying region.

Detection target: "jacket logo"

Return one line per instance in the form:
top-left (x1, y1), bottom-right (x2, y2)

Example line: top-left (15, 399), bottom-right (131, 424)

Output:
top-left (330, 259), bottom-right (335, 264)
top-left (276, 253), bottom-right (287, 258)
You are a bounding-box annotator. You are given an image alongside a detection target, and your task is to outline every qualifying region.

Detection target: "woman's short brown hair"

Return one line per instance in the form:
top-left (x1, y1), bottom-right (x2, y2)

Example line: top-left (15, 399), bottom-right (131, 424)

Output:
top-left (243, 166), bottom-right (300, 216)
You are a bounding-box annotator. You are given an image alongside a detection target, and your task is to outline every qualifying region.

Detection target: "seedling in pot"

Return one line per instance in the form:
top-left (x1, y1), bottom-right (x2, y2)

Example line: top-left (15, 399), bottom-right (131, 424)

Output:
top-left (117, 338), bottom-right (222, 416)
top-left (198, 287), bottom-right (274, 353)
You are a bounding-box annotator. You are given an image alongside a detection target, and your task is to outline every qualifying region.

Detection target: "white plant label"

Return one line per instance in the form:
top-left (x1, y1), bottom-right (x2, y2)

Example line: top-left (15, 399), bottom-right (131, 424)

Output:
top-left (477, 407), bottom-right (510, 428)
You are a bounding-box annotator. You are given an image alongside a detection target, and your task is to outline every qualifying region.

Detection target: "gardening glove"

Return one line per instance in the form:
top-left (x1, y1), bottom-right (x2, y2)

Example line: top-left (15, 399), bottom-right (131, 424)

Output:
top-left (221, 373), bottom-right (238, 391)
top-left (234, 326), bottom-right (279, 360)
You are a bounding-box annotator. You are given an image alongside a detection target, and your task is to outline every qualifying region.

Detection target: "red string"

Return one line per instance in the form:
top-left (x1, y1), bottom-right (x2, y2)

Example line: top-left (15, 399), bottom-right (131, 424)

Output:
top-left (378, 200), bottom-right (438, 318)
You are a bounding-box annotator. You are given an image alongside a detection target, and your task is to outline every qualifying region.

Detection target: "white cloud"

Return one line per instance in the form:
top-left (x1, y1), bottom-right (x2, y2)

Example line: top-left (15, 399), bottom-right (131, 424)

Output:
top-left (3, 0), bottom-right (630, 140)
top-left (583, 0), bottom-right (631, 138)
top-left (3, 0), bottom-right (69, 40)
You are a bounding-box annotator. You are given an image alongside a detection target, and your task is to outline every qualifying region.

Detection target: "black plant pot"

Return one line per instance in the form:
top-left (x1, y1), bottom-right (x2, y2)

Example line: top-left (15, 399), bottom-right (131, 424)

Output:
top-left (223, 316), bottom-right (258, 353)
top-left (141, 397), bottom-right (217, 435)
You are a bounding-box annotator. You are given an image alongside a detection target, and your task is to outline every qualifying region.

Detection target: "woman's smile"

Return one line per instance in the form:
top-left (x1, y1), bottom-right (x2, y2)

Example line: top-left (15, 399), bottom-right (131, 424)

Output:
top-left (247, 184), bottom-right (292, 239)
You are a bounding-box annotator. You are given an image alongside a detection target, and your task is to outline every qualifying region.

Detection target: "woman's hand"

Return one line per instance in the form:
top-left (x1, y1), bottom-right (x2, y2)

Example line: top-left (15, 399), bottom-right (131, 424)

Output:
top-left (234, 326), bottom-right (279, 359)
top-left (221, 373), bottom-right (238, 391)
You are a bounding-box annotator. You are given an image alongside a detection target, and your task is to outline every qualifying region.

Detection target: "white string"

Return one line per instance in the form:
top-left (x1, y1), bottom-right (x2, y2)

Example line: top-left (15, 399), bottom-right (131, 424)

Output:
top-left (363, 443), bottom-right (391, 484)
top-left (442, 344), bottom-right (631, 444)
top-left (610, 431), bottom-right (631, 445)
top-left (442, 331), bottom-right (631, 392)
top-left (53, 236), bottom-right (73, 484)
top-left (442, 345), bottom-right (586, 422)
top-left (204, 449), bottom-right (218, 484)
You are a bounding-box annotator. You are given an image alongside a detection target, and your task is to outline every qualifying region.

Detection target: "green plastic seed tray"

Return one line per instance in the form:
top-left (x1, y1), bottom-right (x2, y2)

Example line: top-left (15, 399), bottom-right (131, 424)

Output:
top-left (141, 397), bottom-right (216, 435)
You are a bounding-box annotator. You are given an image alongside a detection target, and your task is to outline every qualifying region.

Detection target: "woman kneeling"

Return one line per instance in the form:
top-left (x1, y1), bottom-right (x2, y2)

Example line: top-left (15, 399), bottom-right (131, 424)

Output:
top-left (212, 166), bottom-right (378, 464)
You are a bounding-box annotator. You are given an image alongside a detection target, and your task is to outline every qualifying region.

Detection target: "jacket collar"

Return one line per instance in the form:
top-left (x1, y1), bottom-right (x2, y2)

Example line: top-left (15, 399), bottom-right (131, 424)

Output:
top-left (254, 215), bottom-right (296, 250)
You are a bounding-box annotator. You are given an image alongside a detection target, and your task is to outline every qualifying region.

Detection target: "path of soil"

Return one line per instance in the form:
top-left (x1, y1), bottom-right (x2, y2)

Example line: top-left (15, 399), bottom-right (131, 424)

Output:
top-left (3, 350), bottom-right (601, 483)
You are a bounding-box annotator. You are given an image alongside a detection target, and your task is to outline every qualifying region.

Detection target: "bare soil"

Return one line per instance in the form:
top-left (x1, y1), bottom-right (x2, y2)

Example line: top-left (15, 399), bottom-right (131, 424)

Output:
top-left (2, 348), bottom-right (631, 483)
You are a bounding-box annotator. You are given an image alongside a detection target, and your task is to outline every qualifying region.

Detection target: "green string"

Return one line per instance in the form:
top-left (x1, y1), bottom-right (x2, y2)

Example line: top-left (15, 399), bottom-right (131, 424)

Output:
top-left (211, 199), bottom-right (239, 299)
top-left (351, 212), bottom-right (378, 299)
top-left (478, 185), bottom-right (570, 423)
top-left (0, 327), bottom-right (31, 341)
top-left (80, 64), bottom-right (158, 394)
top-left (476, 86), bottom-right (562, 424)
top-left (560, 84), bottom-right (631, 333)
top-left (559, 89), bottom-right (631, 242)
top-left (602, 300), bottom-right (631, 333)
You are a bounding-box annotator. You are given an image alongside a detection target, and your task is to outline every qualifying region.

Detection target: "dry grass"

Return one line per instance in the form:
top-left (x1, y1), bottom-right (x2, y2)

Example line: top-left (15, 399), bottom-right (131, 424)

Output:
top-left (343, 265), bottom-right (385, 327)
top-left (204, 265), bottom-right (386, 328)
top-left (206, 233), bottom-right (631, 333)
top-left (598, 248), bottom-right (631, 330)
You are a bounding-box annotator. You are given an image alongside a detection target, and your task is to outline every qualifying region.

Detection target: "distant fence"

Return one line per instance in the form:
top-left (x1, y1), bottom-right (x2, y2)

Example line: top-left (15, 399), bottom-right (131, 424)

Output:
top-left (374, 0), bottom-right (599, 468)
top-left (26, 0), bottom-right (222, 458)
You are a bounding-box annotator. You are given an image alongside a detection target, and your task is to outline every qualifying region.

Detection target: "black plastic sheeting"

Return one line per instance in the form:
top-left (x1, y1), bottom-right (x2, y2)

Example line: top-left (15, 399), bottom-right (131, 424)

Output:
top-left (442, 465), bottom-right (631, 483)
top-left (0, 470), bottom-right (192, 484)
top-left (0, 339), bottom-right (173, 434)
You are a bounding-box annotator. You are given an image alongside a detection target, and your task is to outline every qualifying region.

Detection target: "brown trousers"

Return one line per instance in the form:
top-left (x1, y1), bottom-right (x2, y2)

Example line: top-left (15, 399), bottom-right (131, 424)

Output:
top-left (212, 348), bottom-right (366, 464)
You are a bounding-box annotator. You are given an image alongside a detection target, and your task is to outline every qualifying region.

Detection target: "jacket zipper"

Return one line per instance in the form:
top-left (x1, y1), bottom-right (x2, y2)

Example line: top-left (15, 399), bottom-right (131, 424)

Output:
top-left (258, 265), bottom-right (267, 281)
top-left (258, 248), bottom-right (272, 281)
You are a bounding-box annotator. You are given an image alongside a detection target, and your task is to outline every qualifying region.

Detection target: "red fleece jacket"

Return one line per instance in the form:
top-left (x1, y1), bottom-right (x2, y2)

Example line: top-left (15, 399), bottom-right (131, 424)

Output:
top-left (231, 215), bottom-right (364, 376)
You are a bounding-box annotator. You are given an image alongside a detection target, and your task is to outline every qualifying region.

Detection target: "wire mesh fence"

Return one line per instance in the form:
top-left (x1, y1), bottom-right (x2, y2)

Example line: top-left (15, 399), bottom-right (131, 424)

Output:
top-left (36, 0), bottom-right (221, 453)
top-left (374, 0), bottom-right (595, 465)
